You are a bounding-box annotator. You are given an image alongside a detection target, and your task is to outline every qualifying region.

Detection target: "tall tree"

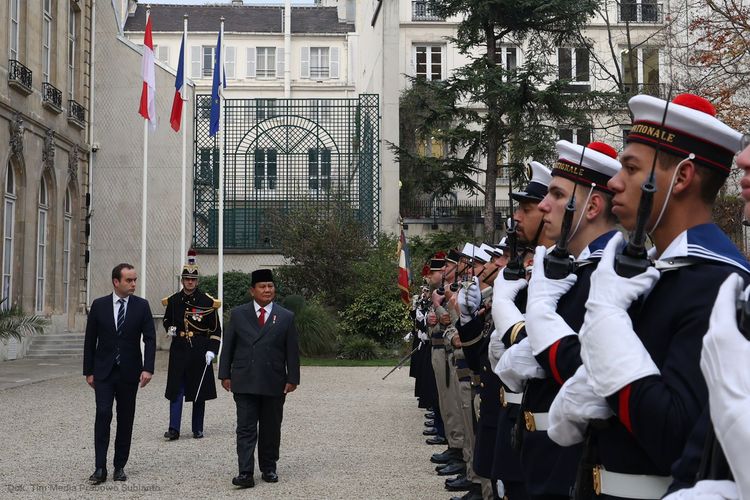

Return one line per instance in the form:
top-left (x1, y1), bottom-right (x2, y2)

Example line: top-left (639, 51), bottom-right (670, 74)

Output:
top-left (398, 0), bottom-right (601, 239)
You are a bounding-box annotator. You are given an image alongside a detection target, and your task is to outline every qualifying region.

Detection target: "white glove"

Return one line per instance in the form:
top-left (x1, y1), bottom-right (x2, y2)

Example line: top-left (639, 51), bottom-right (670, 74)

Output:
top-left (496, 480), bottom-right (505, 499)
top-left (458, 277), bottom-right (482, 324)
top-left (205, 351), bottom-right (216, 364)
top-left (415, 308), bottom-right (426, 323)
top-left (526, 246), bottom-right (578, 355)
top-left (403, 332), bottom-right (413, 342)
top-left (662, 481), bottom-right (739, 500)
top-left (494, 338), bottom-right (546, 392)
top-left (700, 273), bottom-right (750, 497)
top-left (548, 365), bottom-right (614, 446)
top-left (487, 329), bottom-right (506, 373)
top-left (167, 326), bottom-right (177, 337)
top-left (418, 330), bottom-right (429, 342)
top-left (491, 272), bottom-right (527, 335)
top-left (579, 232), bottom-right (660, 397)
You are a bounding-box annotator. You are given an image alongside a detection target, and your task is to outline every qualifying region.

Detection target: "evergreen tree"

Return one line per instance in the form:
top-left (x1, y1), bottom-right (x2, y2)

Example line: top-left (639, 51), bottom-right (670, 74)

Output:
top-left (397, 0), bottom-right (604, 239)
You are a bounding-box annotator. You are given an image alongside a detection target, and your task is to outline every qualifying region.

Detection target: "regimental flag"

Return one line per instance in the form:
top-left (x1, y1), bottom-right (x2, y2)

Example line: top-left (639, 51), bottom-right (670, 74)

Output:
top-left (138, 11), bottom-right (156, 129)
top-left (209, 26), bottom-right (226, 137)
top-left (169, 30), bottom-right (187, 132)
top-left (397, 228), bottom-right (412, 305)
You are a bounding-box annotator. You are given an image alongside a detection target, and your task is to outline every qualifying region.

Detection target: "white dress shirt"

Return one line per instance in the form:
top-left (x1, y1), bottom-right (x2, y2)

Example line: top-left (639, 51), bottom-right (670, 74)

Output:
top-left (113, 293), bottom-right (130, 328)
top-left (253, 301), bottom-right (273, 324)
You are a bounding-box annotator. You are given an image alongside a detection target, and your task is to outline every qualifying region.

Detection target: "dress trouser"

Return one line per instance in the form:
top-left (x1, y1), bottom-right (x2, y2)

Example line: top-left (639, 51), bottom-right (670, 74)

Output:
top-left (169, 377), bottom-right (205, 434)
top-left (94, 365), bottom-right (139, 469)
top-left (234, 393), bottom-right (285, 475)
top-left (431, 346), bottom-right (464, 449)
top-left (449, 351), bottom-right (478, 483)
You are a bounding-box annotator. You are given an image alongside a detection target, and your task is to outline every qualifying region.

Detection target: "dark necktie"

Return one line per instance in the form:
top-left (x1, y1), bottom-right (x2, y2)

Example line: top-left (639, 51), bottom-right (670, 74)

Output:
top-left (258, 306), bottom-right (265, 327)
top-left (115, 299), bottom-right (125, 365)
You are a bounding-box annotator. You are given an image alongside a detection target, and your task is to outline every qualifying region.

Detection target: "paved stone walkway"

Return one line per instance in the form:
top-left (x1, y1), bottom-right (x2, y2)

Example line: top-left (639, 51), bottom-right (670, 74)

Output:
top-left (0, 353), bottom-right (449, 499)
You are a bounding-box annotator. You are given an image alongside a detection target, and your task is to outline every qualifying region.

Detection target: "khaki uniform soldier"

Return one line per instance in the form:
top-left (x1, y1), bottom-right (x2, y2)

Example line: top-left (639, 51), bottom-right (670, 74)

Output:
top-left (162, 250), bottom-right (222, 440)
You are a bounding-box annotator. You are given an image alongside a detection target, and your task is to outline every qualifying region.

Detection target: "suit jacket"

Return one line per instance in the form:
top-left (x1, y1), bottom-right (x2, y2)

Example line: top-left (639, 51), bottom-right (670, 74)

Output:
top-left (218, 302), bottom-right (300, 396)
top-left (83, 294), bottom-right (157, 384)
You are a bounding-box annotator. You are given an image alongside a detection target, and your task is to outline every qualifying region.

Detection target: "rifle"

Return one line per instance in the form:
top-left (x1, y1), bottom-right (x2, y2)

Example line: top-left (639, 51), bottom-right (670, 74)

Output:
top-left (614, 97), bottom-right (671, 278)
top-left (382, 343), bottom-right (422, 380)
top-left (544, 186), bottom-right (577, 279)
top-left (504, 168), bottom-right (526, 281)
top-left (544, 146), bottom-right (586, 279)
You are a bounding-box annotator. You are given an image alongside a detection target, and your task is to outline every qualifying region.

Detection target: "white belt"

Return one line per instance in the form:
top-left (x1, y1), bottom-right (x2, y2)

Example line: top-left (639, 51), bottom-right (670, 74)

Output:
top-left (499, 388), bottom-right (523, 407)
top-left (593, 466), bottom-right (672, 499)
top-left (523, 411), bottom-right (549, 432)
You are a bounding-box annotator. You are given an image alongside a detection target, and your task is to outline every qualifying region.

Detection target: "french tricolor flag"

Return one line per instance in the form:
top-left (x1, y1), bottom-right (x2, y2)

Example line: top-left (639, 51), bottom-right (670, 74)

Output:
top-left (170, 31), bottom-right (187, 132)
top-left (138, 11), bottom-right (156, 129)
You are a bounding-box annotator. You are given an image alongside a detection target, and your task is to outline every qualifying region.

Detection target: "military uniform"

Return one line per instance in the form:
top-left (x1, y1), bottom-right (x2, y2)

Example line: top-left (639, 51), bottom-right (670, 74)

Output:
top-left (162, 252), bottom-right (222, 439)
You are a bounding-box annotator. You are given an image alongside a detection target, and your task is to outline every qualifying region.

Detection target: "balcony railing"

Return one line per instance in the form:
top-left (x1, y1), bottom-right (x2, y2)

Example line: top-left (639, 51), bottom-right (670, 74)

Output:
top-left (68, 99), bottom-right (86, 127)
top-left (412, 1), bottom-right (445, 21)
top-left (623, 82), bottom-right (666, 98)
top-left (8, 59), bottom-right (32, 94)
top-left (617, 2), bottom-right (663, 23)
top-left (310, 66), bottom-right (330, 79)
top-left (42, 82), bottom-right (63, 112)
top-left (401, 197), bottom-right (511, 224)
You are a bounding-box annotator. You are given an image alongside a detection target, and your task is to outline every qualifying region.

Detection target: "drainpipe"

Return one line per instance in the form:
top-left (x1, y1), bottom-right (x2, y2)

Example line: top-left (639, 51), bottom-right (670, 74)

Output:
top-left (85, 0), bottom-right (97, 308)
top-left (284, 0), bottom-right (291, 98)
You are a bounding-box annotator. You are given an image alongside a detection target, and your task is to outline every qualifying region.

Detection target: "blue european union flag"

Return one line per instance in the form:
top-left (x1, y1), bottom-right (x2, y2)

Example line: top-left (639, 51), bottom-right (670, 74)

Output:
top-left (209, 29), bottom-right (226, 137)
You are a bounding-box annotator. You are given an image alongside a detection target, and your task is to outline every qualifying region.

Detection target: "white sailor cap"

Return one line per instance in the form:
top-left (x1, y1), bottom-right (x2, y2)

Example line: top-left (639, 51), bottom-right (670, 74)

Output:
top-left (627, 93), bottom-right (743, 175)
top-left (512, 161), bottom-right (552, 203)
top-left (553, 141), bottom-right (622, 194)
top-left (460, 243), bottom-right (490, 264)
top-left (496, 236), bottom-right (509, 253)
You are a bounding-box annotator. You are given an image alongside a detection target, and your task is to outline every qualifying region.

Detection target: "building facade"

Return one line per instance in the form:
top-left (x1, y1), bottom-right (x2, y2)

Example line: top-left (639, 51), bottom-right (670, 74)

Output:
top-left (0, 0), bottom-right (92, 360)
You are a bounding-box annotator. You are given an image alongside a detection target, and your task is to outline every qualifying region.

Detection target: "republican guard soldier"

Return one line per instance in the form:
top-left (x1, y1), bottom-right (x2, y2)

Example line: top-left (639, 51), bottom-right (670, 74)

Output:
top-left (162, 250), bottom-right (222, 440)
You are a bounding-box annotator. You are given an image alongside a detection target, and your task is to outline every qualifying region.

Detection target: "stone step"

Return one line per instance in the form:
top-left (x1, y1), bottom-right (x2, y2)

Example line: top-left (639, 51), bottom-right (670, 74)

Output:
top-left (25, 352), bottom-right (83, 359)
top-left (32, 336), bottom-right (85, 345)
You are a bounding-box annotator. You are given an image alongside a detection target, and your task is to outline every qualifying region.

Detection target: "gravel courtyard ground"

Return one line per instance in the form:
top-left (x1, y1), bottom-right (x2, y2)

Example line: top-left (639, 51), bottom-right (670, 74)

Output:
top-left (0, 353), bottom-right (449, 499)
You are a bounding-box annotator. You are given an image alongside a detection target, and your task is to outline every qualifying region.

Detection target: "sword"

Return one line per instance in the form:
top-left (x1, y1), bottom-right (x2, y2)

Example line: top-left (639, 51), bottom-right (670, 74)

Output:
top-left (194, 360), bottom-right (210, 402)
top-left (382, 343), bottom-right (422, 381)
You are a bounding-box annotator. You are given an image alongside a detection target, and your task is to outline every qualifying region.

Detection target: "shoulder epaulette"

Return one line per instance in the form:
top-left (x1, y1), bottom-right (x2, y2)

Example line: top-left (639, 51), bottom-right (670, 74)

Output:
top-left (205, 293), bottom-right (222, 309)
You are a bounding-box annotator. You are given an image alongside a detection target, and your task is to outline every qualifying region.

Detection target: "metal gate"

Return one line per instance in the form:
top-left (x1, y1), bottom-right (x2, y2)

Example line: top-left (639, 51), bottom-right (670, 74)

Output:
top-left (193, 94), bottom-right (380, 250)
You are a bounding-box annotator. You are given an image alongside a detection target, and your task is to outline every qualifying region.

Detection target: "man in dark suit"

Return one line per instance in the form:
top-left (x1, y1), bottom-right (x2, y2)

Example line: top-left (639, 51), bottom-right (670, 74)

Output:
top-left (219, 269), bottom-right (300, 488)
top-left (83, 263), bottom-right (156, 484)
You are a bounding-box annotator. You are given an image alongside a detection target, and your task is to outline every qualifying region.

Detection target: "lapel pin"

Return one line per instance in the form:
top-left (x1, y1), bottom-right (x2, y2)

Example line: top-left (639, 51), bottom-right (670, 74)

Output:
top-left (273, 314), bottom-right (277, 325)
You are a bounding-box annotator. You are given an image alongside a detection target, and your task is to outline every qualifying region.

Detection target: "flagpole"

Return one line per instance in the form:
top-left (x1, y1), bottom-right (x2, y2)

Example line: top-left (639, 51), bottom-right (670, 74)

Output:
top-left (180, 13), bottom-right (188, 262)
top-left (217, 17), bottom-right (225, 322)
top-left (141, 5), bottom-right (151, 300)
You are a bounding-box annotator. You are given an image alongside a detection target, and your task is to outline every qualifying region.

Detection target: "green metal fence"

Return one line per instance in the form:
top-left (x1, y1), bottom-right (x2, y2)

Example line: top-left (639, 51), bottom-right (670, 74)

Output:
top-left (193, 94), bottom-right (380, 250)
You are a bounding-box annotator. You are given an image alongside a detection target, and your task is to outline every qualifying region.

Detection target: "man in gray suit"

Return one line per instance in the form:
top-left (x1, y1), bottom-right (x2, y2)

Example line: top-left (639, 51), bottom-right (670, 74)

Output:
top-left (219, 269), bottom-right (300, 488)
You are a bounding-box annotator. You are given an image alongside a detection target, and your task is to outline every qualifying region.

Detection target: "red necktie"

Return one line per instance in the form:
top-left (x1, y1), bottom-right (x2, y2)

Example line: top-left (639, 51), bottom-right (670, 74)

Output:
top-left (258, 307), bottom-right (265, 327)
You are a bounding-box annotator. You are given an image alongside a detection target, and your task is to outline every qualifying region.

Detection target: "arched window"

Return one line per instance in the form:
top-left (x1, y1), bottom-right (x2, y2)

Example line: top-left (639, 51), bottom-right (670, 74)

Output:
top-left (36, 178), bottom-right (49, 312)
top-left (2, 165), bottom-right (16, 311)
top-left (63, 188), bottom-right (72, 313)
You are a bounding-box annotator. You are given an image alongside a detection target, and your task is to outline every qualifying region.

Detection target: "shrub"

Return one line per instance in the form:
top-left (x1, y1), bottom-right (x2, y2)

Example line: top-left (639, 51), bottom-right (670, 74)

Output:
top-left (338, 335), bottom-right (380, 360)
top-left (282, 294), bottom-right (306, 315)
top-left (0, 306), bottom-right (48, 341)
top-left (199, 271), bottom-right (252, 311)
top-left (339, 289), bottom-right (412, 348)
top-left (295, 300), bottom-right (338, 356)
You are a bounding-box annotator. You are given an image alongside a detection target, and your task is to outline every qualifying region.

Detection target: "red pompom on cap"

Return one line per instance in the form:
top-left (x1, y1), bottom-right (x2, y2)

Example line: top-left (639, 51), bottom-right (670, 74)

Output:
top-left (434, 251), bottom-right (447, 259)
top-left (587, 141), bottom-right (618, 159)
top-left (672, 93), bottom-right (716, 117)
top-left (421, 263), bottom-right (431, 277)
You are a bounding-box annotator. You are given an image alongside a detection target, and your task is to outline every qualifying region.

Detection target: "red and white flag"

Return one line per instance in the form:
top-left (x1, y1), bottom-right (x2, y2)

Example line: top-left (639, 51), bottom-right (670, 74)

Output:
top-left (139, 11), bottom-right (156, 128)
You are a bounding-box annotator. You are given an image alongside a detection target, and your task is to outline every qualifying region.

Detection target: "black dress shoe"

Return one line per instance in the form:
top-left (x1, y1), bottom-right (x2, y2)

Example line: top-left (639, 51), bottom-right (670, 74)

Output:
top-left (193, 431), bottom-right (204, 439)
top-left (445, 476), bottom-right (473, 491)
top-left (88, 468), bottom-right (107, 484)
top-left (425, 412), bottom-right (436, 419)
top-left (113, 468), bottom-right (127, 482)
top-left (261, 471), bottom-right (279, 483)
top-left (232, 473), bottom-right (255, 488)
top-left (424, 420), bottom-right (435, 427)
top-left (164, 428), bottom-right (179, 441)
top-left (435, 458), bottom-right (463, 472)
top-left (437, 462), bottom-right (466, 476)
top-left (425, 436), bottom-right (448, 445)
top-left (431, 447), bottom-right (463, 464)
top-left (451, 490), bottom-right (483, 500)
top-left (423, 427), bottom-right (438, 436)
